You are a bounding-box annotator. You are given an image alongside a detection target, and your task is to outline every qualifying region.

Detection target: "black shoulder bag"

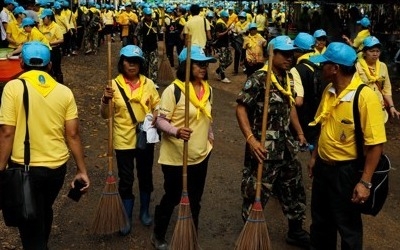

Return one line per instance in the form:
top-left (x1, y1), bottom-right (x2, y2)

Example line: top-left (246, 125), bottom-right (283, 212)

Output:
top-left (353, 84), bottom-right (390, 216)
top-left (0, 79), bottom-right (38, 226)
top-left (115, 79), bottom-right (148, 150)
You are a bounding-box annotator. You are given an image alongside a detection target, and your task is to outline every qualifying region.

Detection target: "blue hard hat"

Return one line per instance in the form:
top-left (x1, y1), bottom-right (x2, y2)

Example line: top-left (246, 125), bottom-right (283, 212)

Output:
top-left (40, 8), bottom-right (54, 18)
top-left (143, 7), bottom-right (152, 15)
top-left (294, 32), bottom-right (315, 51)
top-left (120, 45), bottom-right (145, 62)
top-left (21, 17), bottom-right (35, 27)
top-left (178, 45), bottom-right (217, 63)
top-left (309, 42), bottom-right (356, 67)
top-left (268, 35), bottom-right (296, 51)
top-left (22, 41), bottom-right (51, 66)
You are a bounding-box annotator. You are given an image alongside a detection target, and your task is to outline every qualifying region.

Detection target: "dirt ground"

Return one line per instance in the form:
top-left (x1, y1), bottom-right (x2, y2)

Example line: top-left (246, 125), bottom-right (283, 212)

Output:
top-left (1, 41), bottom-right (400, 250)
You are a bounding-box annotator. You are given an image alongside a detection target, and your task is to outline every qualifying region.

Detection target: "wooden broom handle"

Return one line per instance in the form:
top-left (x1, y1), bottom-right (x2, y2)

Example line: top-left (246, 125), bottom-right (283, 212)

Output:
top-left (255, 44), bottom-right (274, 199)
top-left (107, 34), bottom-right (114, 174)
top-left (182, 35), bottom-right (191, 192)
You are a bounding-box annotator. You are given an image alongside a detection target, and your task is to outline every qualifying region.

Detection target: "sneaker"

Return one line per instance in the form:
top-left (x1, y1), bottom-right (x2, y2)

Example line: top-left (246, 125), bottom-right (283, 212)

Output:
top-left (221, 77), bottom-right (231, 83)
top-left (151, 233), bottom-right (168, 250)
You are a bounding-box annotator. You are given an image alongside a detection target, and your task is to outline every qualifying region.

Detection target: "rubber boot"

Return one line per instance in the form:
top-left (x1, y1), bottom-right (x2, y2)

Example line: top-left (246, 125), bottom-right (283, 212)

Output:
top-left (119, 198), bottom-right (134, 236)
top-left (286, 219), bottom-right (310, 249)
top-left (151, 205), bottom-right (169, 250)
top-left (139, 192), bottom-right (153, 226)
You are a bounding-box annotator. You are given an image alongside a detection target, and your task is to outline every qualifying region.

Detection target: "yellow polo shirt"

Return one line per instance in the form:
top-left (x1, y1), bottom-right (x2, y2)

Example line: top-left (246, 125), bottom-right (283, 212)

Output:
top-left (353, 29), bottom-right (370, 52)
top-left (158, 83), bottom-right (213, 166)
top-left (313, 76), bottom-right (386, 161)
top-left (55, 14), bottom-right (70, 34)
top-left (38, 21), bottom-right (63, 44)
top-left (28, 27), bottom-right (51, 49)
top-left (183, 15), bottom-right (210, 48)
top-left (0, 72), bottom-right (78, 168)
top-left (6, 20), bottom-right (27, 48)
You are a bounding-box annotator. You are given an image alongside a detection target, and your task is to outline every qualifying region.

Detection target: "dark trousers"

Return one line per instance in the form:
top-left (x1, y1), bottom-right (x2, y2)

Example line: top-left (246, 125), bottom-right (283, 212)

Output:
top-left (76, 27), bottom-right (84, 50)
top-left (62, 32), bottom-right (72, 55)
top-left (115, 145), bottom-right (155, 200)
top-left (153, 154), bottom-right (210, 238)
top-left (310, 158), bottom-right (363, 250)
top-left (233, 48), bottom-right (241, 73)
top-left (50, 46), bottom-right (63, 83)
top-left (0, 39), bottom-right (9, 48)
top-left (17, 164), bottom-right (67, 250)
top-left (244, 61), bottom-right (264, 77)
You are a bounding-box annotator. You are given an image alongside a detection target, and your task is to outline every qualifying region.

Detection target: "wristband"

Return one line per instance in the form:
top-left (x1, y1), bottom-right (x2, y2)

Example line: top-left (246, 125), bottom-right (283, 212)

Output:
top-left (246, 134), bottom-right (254, 142)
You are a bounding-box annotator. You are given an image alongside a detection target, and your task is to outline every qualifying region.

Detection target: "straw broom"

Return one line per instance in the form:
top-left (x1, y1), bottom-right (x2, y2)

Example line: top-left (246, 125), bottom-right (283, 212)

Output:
top-left (169, 36), bottom-right (200, 250)
top-left (91, 34), bottom-right (129, 234)
top-left (234, 44), bottom-right (274, 250)
top-left (157, 12), bottom-right (175, 86)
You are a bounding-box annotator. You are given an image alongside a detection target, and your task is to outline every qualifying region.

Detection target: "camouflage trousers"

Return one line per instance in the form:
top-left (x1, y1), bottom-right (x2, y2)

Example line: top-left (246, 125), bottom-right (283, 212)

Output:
top-left (83, 29), bottom-right (98, 53)
top-left (241, 153), bottom-right (306, 222)
top-left (143, 50), bottom-right (158, 83)
top-left (214, 46), bottom-right (232, 78)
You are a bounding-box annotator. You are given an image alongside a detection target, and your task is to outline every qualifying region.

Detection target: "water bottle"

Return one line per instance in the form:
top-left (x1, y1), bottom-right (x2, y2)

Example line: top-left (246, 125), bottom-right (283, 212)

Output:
top-left (299, 143), bottom-right (314, 152)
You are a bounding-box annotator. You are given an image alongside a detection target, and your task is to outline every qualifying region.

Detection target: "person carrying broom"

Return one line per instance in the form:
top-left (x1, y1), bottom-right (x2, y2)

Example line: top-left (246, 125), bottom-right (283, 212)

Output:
top-left (236, 35), bottom-right (310, 249)
top-left (151, 45), bottom-right (216, 250)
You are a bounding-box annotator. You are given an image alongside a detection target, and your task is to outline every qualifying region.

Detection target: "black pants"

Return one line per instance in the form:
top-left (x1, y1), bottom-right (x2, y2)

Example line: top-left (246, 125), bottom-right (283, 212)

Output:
top-left (233, 48), bottom-right (242, 73)
top-left (115, 145), bottom-right (155, 200)
top-left (76, 27), bottom-right (84, 50)
top-left (310, 158), bottom-right (363, 250)
top-left (62, 32), bottom-right (72, 55)
top-left (153, 154), bottom-right (210, 238)
top-left (17, 164), bottom-right (67, 250)
top-left (244, 61), bottom-right (264, 77)
top-left (50, 46), bottom-right (63, 83)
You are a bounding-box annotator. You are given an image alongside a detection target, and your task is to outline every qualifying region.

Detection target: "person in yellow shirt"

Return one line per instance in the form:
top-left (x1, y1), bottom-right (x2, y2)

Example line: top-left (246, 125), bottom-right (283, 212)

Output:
top-left (39, 8), bottom-right (64, 83)
top-left (308, 42), bottom-right (386, 250)
top-left (233, 11), bottom-right (249, 74)
top-left (342, 16), bottom-right (370, 53)
top-left (253, 6), bottom-right (267, 37)
top-left (355, 36), bottom-right (400, 122)
top-left (53, 2), bottom-right (70, 54)
top-left (6, 6), bottom-right (28, 49)
top-left (151, 45), bottom-right (216, 250)
top-left (313, 29), bottom-right (327, 55)
top-left (226, 7), bottom-right (238, 28)
top-left (117, 3), bottom-right (138, 46)
top-left (242, 23), bottom-right (266, 77)
top-left (0, 41), bottom-right (89, 250)
top-left (100, 45), bottom-right (160, 236)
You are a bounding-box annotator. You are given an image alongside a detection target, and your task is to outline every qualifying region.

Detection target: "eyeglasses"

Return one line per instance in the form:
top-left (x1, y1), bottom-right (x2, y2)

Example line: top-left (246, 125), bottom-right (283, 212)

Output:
top-left (193, 61), bottom-right (209, 68)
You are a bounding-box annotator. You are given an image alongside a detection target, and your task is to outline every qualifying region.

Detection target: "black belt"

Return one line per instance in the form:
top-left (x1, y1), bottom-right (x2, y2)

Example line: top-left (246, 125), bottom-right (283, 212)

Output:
top-left (317, 157), bottom-right (357, 167)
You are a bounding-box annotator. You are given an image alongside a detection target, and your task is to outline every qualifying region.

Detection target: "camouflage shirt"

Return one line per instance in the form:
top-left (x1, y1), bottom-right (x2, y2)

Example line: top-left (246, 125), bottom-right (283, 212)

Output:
top-left (236, 69), bottom-right (298, 160)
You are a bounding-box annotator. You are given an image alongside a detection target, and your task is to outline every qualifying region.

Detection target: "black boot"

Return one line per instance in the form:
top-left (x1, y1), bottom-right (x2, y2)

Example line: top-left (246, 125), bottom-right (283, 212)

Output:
top-left (152, 205), bottom-right (169, 250)
top-left (139, 191), bottom-right (153, 226)
top-left (119, 198), bottom-right (134, 236)
top-left (286, 219), bottom-right (310, 249)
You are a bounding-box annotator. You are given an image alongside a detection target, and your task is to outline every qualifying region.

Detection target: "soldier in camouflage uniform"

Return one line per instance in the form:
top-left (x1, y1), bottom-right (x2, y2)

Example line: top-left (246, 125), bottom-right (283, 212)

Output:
top-left (236, 36), bottom-right (310, 248)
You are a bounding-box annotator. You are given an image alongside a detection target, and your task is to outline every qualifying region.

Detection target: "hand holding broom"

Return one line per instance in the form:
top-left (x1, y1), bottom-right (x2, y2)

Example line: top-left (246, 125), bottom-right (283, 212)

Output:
top-left (234, 44), bottom-right (274, 250)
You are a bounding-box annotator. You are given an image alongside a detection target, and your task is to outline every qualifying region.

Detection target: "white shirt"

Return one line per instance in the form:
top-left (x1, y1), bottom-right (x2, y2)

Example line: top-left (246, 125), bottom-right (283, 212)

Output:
top-left (0, 8), bottom-right (10, 40)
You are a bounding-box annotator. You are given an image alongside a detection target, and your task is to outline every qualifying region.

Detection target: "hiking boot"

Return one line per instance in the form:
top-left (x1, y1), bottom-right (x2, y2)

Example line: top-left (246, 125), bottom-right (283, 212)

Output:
top-left (151, 233), bottom-right (168, 250)
top-left (221, 78), bottom-right (231, 83)
top-left (286, 219), bottom-right (310, 249)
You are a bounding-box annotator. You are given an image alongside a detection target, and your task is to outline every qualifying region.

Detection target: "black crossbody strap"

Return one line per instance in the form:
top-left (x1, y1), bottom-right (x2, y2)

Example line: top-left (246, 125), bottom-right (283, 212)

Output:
top-left (20, 79), bottom-right (30, 169)
top-left (353, 84), bottom-right (367, 166)
top-left (115, 79), bottom-right (137, 125)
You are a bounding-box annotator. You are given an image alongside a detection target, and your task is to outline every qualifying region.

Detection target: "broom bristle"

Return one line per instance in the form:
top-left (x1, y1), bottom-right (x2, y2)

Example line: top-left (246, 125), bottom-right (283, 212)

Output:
top-left (234, 201), bottom-right (271, 250)
top-left (91, 176), bottom-right (129, 235)
top-left (169, 195), bottom-right (200, 250)
top-left (157, 55), bottom-right (175, 86)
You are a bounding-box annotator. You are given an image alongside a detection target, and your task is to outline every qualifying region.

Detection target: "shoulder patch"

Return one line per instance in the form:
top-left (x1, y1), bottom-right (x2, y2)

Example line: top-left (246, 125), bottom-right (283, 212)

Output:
top-left (244, 79), bottom-right (253, 90)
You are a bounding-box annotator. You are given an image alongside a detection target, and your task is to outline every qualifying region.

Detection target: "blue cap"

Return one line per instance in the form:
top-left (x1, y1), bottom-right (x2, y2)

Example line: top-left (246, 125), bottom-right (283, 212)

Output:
top-left (53, 2), bottom-right (62, 9)
top-left (62, 0), bottom-right (69, 7)
top-left (238, 11), bottom-right (246, 18)
top-left (309, 42), bottom-right (356, 67)
top-left (88, 0), bottom-right (96, 7)
top-left (120, 45), bottom-right (145, 62)
top-left (268, 35), bottom-right (295, 51)
top-left (248, 22), bottom-right (257, 30)
top-left (219, 10), bottom-right (229, 18)
top-left (206, 11), bottom-right (214, 18)
top-left (357, 16), bottom-right (370, 27)
top-left (294, 32), bottom-right (315, 51)
top-left (13, 6), bottom-right (26, 15)
top-left (143, 7), bottom-right (152, 15)
top-left (22, 41), bottom-right (51, 66)
top-left (178, 45), bottom-right (217, 63)
top-left (21, 17), bottom-right (35, 27)
top-left (363, 36), bottom-right (381, 48)
top-left (313, 29), bottom-right (327, 38)
top-left (124, 2), bottom-right (131, 7)
top-left (4, 0), bottom-right (18, 5)
top-left (40, 8), bottom-right (54, 18)
top-left (165, 7), bottom-right (173, 13)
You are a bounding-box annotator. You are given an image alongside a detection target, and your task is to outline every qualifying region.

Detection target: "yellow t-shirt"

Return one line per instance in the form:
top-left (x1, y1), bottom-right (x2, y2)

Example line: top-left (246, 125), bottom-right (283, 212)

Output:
top-left (38, 21), bottom-right (63, 44)
top-left (314, 76), bottom-right (386, 161)
top-left (226, 13), bottom-right (238, 28)
top-left (28, 27), bottom-right (51, 49)
top-left (158, 83), bottom-right (213, 165)
top-left (183, 15), bottom-right (210, 48)
top-left (55, 14), bottom-right (70, 34)
top-left (111, 74), bottom-right (160, 150)
top-left (253, 14), bottom-right (267, 32)
top-left (0, 72), bottom-right (78, 168)
top-left (243, 33), bottom-right (266, 64)
top-left (353, 29), bottom-right (370, 52)
top-left (61, 9), bottom-right (75, 29)
top-left (6, 20), bottom-right (27, 49)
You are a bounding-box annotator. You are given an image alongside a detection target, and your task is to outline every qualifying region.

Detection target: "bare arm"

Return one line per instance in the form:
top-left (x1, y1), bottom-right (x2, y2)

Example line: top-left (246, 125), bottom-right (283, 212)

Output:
top-left (0, 125), bottom-right (15, 171)
top-left (290, 106), bottom-right (306, 144)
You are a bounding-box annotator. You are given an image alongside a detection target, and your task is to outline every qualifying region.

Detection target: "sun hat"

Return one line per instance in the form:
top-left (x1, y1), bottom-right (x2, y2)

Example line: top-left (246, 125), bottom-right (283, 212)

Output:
top-left (219, 10), bottom-right (229, 18)
top-left (309, 42), bottom-right (356, 66)
top-left (22, 41), bottom-right (51, 66)
top-left (21, 17), bottom-right (35, 27)
top-left (357, 16), bottom-right (371, 28)
top-left (248, 22), bottom-right (257, 30)
top-left (294, 32), bottom-right (315, 51)
top-left (178, 45), bottom-right (217, 63)
top-left (40, 8), bottom-right (54, 18)
top-left (363, 36), bottom-right (381, 49)
top-left (313, 29), bottom-right (327, 39)
top-left (268, 35), bottom-right (295, 51)
top-left (120, 45), bottom-right (145, 62)
top-left (143, 7), bottom-right (152, 15)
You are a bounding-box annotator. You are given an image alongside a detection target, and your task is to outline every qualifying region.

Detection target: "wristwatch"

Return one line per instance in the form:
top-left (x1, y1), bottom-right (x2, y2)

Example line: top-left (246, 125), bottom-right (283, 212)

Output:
top-left (359, 179), bottom-right (372, 189)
